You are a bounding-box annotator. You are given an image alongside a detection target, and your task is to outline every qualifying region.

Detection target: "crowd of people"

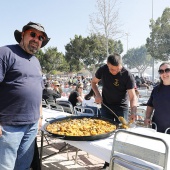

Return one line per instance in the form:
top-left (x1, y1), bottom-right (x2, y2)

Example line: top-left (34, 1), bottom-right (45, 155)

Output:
top-left (0, 20), bottom-right (170, 170)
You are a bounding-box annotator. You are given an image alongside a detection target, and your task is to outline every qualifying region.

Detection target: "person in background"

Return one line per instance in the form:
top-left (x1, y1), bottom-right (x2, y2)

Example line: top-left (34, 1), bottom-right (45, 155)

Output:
top-left (68, 83), bottom-right (84, 108)
top-left (68, 76), bottom-right (73, 86)
top-left (140, 76), bottom-right (150, 89)
top-left (77, 76), bottom-right (82, 84)
top-left (82, 88), bottom-right (100, 116)
top-left (144, 62), bottom-right (170, 133)
top-left (53, 81), bottom-right (63, 95)
top-left (135, 75), bottom-right (141, 88)
top-left (43, 82), bottom-right (61, 101)
top-left (0, 21), bottom-right (50, 170)
top-left (91, 53), bottom-right (137, 169)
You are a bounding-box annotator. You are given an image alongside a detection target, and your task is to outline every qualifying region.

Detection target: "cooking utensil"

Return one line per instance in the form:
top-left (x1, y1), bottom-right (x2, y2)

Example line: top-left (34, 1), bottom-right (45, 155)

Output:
top-left (43, 116), bottom-right (118, 141)
top-left (102, 102), bottom-right (128, 125)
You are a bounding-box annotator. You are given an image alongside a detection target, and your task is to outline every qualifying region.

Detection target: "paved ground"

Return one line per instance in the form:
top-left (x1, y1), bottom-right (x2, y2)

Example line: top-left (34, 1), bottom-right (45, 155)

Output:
top-left (37, 135), bottom-right (105, 170)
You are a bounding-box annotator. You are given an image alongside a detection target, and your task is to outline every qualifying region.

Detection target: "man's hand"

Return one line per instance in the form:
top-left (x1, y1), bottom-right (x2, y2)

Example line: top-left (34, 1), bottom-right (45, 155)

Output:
top-left (129, 113), bottom-right (136, 123)
top-left (0, 126), bottom-right (2, 137)
top-left (144, 118), bottom-right (152, 127)
top-left (95, 95), bottom-right (102, 104)
top-left (38, 118), bottom-right (42, 130)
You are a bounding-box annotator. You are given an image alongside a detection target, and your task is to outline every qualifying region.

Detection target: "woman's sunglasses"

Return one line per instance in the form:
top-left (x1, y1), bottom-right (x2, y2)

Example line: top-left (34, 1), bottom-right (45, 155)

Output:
top-left (158, 68), bottom-right (170, 74)
top-left (25, 30), bottom-right (45, 41)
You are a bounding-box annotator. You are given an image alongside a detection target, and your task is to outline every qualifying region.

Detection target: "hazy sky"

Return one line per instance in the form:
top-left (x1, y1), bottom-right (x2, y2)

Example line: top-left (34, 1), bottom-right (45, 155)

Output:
top-left (1, 0), bottom-right (169, 55)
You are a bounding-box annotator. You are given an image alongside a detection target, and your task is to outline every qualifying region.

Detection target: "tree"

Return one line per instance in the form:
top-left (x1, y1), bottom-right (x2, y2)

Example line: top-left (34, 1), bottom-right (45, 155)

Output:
top-left (36, 47), bottom-right (69, 74)
top-left (81, 34), bottom-right (123, 71)
top-left (146, 7), bottom-right (170, 61)
top-left (109, 39), bottom-right (123, 55)
top-left (123, 45), bottom-right (152, 76)
top-left (64, 34), bottom-right (123, 75)
top-left (89, 0), bottom-right (121, 56)
top-left (65, 35), bottom-right (85, 72)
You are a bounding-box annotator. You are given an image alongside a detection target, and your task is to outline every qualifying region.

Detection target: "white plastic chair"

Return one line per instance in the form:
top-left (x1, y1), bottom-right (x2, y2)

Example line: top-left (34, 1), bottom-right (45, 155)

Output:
top-left (165, 128), bottom-right (170, 134)
top-left (109, 129), bottom-right (168, 170)
top-left (74, 106), bottom-right (95, 116)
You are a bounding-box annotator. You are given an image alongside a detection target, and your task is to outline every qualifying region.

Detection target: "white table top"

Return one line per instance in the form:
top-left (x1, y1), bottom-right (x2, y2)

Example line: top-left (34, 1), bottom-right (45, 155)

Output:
top-left (42, 108), bottom-right (170, 169)
top-left (56, 96), bottom-right (68, 101)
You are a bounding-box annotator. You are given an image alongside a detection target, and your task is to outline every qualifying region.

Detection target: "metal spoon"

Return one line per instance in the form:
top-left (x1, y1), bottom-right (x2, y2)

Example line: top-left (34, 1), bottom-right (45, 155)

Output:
top-left (102, 102), bottom-right (128, 125)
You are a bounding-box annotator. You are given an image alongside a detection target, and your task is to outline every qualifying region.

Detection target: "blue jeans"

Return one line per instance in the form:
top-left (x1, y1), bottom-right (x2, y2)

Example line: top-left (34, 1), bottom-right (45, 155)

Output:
top-left (0, 122), bottom-right (38, 170)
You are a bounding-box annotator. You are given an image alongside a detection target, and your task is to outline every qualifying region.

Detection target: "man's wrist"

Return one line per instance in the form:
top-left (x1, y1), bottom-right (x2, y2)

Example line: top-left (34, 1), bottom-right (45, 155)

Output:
top-left (146, 117), bottom-right (151, 119)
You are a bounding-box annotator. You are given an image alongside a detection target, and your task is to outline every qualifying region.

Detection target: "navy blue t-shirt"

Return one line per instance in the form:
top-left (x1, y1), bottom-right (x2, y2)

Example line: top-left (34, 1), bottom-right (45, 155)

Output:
top-left (95, 65), bottom-right (135, 111)
top-left (0, 45), bottom-right (43, 125)
top-left (147, 84), bottom-right (170, 133)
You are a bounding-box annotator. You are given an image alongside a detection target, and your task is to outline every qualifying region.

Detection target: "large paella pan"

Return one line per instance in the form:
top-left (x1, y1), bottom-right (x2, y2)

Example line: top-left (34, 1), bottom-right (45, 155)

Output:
top-left (43, 116), bottom-right (118, 141)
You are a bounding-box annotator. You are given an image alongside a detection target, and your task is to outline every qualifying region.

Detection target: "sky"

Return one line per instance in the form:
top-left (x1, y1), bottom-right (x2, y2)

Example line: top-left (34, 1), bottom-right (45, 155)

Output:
top-left (1, 0), bottom-right (170, 56)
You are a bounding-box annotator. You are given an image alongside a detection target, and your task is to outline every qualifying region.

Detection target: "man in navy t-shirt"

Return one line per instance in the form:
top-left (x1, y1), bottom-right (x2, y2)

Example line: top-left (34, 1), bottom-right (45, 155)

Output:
top-left (0, 21), bottom-right (50, 170)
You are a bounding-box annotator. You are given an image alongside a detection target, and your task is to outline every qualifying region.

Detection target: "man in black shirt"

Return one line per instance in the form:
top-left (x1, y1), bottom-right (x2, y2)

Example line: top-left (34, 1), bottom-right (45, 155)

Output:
top-left (43, 82), bottom-right (61, 102)
top-left (91, 53), bottom-right (137, 169)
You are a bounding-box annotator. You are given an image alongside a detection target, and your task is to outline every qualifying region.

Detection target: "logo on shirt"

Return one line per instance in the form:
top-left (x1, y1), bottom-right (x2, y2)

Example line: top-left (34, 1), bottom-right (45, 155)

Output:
top-left (113, 79), bottom-right (119, 86)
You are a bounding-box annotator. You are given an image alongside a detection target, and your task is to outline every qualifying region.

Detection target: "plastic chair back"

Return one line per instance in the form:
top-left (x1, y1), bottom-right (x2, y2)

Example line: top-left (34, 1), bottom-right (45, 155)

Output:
top-left (110, 129), bottom-right (169, 170)
top-left (50, 104), bottom-right (64, 112)
top-left (56, 100), bottom-right (74, 114)
top-left (74, 106), bottom-right (95, 116)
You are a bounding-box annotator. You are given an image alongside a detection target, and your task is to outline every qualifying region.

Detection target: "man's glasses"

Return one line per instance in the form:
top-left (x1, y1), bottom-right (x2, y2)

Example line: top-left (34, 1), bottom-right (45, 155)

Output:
top-left (158, 68), bottom-right (170, 74)
top-left (25, 30), bottom-right (45, 41)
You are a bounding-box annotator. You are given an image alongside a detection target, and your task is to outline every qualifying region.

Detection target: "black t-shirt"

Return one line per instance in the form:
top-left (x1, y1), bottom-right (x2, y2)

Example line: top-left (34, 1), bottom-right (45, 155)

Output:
top-left (95, 65), bottom-right (135, 111)
top-left (42, 89), bottom-right (61, 101)
top-left (68, 91), bottom-right (79, 107)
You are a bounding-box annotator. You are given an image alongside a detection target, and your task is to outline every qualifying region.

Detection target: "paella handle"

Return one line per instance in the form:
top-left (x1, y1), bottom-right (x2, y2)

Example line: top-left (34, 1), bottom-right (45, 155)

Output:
top-left (47, 134), bottom-right (66, 139)
top-left (45, 117), bottom-right (58, 122)
top-left (45, 131), bottom-right (65, 139)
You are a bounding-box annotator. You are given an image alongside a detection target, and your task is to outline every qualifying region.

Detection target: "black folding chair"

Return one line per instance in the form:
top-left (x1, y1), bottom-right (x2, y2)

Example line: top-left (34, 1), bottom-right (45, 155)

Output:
top-left (56, 100), bottom-right (74, 114)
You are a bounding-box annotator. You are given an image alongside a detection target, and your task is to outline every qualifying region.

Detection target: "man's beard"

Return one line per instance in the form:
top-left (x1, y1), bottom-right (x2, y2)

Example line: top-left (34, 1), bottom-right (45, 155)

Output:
top-left (27, 45), bottom-right (38, 54)
top-left (27, 41), bottom-right (39, 54)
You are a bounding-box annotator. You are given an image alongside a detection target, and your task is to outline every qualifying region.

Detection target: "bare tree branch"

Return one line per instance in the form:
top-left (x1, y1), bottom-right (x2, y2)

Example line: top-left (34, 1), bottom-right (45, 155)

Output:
top-left (89, 0), bottom-right (122, 56)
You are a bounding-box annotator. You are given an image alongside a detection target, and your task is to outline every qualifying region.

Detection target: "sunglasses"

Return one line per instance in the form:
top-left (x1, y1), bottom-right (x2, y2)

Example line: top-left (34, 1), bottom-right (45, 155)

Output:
top-left (55, 85), bottom-right (60, 87)
top-left (158, 68), bottom-right (170, 74)
top-left (25, 30), bottom-right (45, 41)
